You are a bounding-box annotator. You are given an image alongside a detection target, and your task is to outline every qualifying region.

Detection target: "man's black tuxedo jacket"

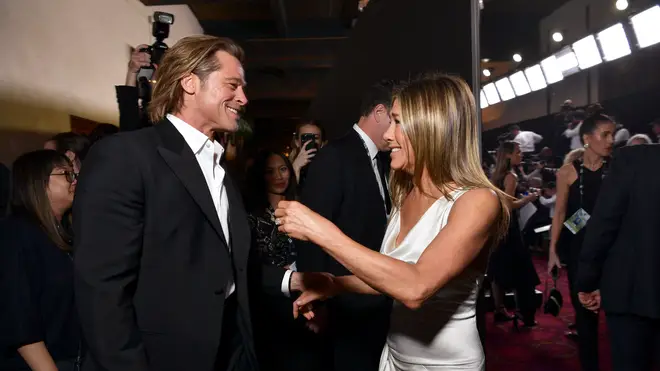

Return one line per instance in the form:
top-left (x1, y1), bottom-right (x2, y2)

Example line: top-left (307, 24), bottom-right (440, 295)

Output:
top-left (73, 120), bottom-right (283, 371)
top-left (577, 144), bottom-right (660, 319)
top-left (297, 129), bottom-right (390, 310)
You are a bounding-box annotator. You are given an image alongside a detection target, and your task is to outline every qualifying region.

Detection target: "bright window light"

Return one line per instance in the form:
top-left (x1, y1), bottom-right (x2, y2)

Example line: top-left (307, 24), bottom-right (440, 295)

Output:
top-left (480, 90), bottom-right (489, 109)
top-left (556, 49), bottom-right (580, 74)
top-left (554, 46), bottom-right (580, 77)
top-left (483, 83), bottom-right (501, 105)
top-left (541, 55), bottom-right (564, 84)
top-left (597, 23), bottom-right (631, 61)
top-left (524, 65), bottom-right (547, 91)
top-left (572, 35), bottom-right (603, 69)
top-left (630, 5), bottom-right (660, 49)
top-left (495, 78), bottom-right (516, 101)
top-left (509, 71), bottom-right (532, 96)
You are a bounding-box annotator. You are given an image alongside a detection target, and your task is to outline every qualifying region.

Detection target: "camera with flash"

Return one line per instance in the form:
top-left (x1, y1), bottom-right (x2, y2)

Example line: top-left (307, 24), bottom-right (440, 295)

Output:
top-left (140, 11), bottom-right (175, 69)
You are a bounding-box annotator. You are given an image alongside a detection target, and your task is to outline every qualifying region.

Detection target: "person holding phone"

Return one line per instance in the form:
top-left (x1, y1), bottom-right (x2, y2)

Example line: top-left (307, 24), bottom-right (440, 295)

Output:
top-left (290, 121), bottom-right (324, 185)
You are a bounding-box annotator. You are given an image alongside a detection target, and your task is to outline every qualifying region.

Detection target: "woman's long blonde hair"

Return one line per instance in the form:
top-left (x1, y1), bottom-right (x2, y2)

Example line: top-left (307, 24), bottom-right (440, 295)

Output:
top-left (389, 73), bottom-right (510, 241)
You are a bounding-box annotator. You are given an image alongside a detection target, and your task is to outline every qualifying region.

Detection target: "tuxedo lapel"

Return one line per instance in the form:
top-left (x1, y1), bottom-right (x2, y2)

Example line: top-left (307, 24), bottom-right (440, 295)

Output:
top-left (155, 121), bottom-right (229, 247)
top-left (223, 171), bottom-right (250, 267)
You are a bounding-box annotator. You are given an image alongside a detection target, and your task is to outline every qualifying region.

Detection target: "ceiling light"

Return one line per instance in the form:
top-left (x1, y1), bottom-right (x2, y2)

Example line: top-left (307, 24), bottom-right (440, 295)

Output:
top-left (597, 23), bottom-right (631, 61)
top-left (482, 58), bottom-right (490, 62)
top-left (630, 5), bottom-right (660, 49)
top-left (615, 0), bottom-right (629, 11)
top-left (540, 55), bottom-right (564, 84)
top-left (552, 32), bottom-right (564, 42)
top-left (524, 65), bottom-right (547, 91)
top-left (483, 83), bottom-right (501, 105)
top-left (495, 78), bottom-right (516, 101)
top-left (482, 69), bottom-right (491, 77)
top-left (513, 53), bottom-right (523, 62)
top-left (572, 35), bottom-right (603, 69)
top-left (509, 71), bottom-right (532, 96)
top-left (480, 90), bottom-right (489, 109)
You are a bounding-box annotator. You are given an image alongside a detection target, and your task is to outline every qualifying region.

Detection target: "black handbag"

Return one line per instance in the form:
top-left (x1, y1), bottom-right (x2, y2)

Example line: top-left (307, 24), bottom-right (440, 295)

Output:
top-left (543, 267), bottom-right (563, 316)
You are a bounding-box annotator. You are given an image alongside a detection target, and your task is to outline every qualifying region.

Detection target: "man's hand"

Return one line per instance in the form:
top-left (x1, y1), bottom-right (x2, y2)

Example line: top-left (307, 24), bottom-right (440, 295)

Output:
top-left (288, 272), bottom-right (336, 331)
top-left (125, 44), bottom-right (151, 86)
top-left (578, 290), bottom-right (601, 313)
top-left (303, 305), bottom-right (328, 334)
top-left (128, 45), bottom-right (152, 73)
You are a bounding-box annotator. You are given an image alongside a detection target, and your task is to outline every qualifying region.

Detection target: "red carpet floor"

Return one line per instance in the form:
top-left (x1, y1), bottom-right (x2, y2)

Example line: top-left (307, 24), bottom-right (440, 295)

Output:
top-left (485, 257), bottom-right (612, 371)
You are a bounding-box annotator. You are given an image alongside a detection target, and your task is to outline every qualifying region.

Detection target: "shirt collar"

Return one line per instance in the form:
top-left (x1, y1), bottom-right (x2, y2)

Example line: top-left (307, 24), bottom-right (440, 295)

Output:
top-left (353, 124), bottom-right (379, 159)
top-left (167, 114), bottom-right (225, 161)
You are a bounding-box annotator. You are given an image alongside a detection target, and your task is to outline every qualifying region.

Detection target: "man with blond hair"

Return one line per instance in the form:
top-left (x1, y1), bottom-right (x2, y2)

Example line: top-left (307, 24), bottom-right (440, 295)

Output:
top-left (73, 35), bottom-right (279, 371)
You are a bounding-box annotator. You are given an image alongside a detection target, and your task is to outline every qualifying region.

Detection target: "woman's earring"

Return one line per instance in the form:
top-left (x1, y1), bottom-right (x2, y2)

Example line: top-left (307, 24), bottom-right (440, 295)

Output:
top-left (584, 143), bottom-right (590, 149)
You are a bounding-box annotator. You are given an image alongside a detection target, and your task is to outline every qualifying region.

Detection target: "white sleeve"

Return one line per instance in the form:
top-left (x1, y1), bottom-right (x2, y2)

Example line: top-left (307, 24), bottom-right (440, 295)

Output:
top-left (539, 195), bottom-right (556, 206)
top-left (615, 129), bottom-right (630, 143)
top-left (281, 269), bottom-right (293, 297)
top-left (564, 123), bottom-right (581, 138)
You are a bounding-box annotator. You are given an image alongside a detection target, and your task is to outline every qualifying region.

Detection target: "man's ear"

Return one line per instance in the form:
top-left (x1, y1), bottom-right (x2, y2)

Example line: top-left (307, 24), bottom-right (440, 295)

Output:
top-left (373, 104), bottom-right (387, 123)
top-left (180, 73), bottom-right (197, 95)
top-left (64, 150), bottom-right (76, 163)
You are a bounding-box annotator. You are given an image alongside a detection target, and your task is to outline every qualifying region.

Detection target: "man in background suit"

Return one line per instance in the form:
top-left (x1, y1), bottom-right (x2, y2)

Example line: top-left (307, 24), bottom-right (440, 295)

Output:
top-left (74, 35), bottom-right (285, 371)
top-left (577, 144), bottom-right (660, 371)
top-left (296, 81), bottom-right (395, 371)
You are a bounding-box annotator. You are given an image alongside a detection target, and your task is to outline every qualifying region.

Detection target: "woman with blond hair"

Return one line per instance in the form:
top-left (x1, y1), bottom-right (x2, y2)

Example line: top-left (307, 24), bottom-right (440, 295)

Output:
top-left (276, 73), bottom-right (509, 370)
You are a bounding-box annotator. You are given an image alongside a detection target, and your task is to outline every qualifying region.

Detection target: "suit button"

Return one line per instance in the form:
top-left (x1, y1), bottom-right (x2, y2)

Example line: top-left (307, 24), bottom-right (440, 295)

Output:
top-left (215, 289), bottom-right (225, 295)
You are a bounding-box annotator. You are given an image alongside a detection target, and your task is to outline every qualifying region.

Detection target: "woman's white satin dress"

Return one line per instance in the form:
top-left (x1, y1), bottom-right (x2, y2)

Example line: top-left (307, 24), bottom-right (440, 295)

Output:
top-left (379, 190), bottom-right (485, 371)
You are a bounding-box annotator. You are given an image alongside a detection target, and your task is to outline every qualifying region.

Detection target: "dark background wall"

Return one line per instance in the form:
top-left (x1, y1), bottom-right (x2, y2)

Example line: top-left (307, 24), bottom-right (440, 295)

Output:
top-left (308, 0), bottom-right (475, 140)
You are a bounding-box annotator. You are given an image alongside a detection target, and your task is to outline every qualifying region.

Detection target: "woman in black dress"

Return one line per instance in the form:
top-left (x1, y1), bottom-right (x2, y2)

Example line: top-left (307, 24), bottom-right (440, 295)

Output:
top-left (549, 113), bottom-right (615, 371)
top-left (489, 141), bottom-right (540, 326)
top-left (0, 150), bottom-right (83, 370)
top-left (245, 150), bottom-right (326, 371)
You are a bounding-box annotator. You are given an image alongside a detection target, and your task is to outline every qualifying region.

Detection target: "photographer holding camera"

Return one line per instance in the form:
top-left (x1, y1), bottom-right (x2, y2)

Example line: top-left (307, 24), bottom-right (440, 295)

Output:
top-left (115, 12), bottom-right (174, 132)
top-left (115, 46), bottom-right (152, 132)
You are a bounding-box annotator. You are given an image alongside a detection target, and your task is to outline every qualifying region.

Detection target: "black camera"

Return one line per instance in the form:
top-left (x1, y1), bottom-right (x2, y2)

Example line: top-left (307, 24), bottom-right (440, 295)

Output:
top-left (137, 12), bottom-right (174, 105)
top-left (140, 12), bottom-right (175, 69)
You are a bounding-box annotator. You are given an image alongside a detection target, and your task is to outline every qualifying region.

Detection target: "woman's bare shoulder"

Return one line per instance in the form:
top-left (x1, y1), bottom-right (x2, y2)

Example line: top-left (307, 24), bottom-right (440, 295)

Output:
top-left (455, 188), bottom-right (500, 213)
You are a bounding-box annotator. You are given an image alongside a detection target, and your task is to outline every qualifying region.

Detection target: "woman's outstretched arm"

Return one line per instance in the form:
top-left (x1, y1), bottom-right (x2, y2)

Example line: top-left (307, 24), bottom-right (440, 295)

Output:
top-left (279, 188), bottom-right (500, 310)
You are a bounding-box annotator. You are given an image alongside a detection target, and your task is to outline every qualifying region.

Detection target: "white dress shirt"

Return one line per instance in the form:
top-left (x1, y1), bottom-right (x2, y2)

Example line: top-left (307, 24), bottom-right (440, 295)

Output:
top-left (513, 131), bottom-right (543, 153)
top-left (353, 124), bottom-right (388, 209)
top-left (539, 194), bottom-right (556, 218)
top-left (167, 114), bottom-right (235, 298)
top-left (614, 128), bottom-right (630, 146)
top-left (564, 122), bottom-right (583, 150)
